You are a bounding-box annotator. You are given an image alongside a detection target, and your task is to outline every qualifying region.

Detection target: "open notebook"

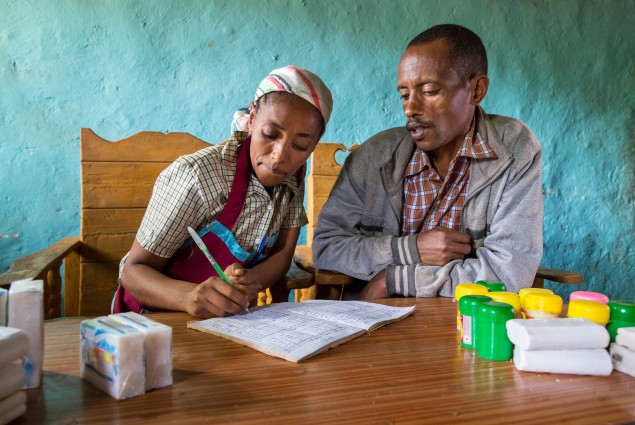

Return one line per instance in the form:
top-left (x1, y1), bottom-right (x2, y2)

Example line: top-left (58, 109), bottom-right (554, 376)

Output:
top-left (187, 300), bottom-right (415, 362)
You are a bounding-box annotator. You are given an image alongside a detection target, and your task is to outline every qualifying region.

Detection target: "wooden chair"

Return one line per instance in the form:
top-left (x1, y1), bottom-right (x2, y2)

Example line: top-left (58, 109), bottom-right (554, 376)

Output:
top-left (294, 143), bottom-right (584, 300)
top-left (0, 129), bottom-right (312, 318)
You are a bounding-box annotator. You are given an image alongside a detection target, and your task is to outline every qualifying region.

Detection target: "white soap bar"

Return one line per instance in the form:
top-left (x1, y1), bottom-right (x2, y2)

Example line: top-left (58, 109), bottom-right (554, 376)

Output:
top-left (8, 279), bottom-right (44, 389)
top-left (0, 391), bottom-right (27, 425)
top-left (80, 317), bottom-right (146, 400)
top-left (610, 343), bottom-right (635, 378)
top-left (513, 348), bottom-right (612, 376)
top-left (0, 287), bottom-right (7, 326)
top-left (506, 317), bottom-right (609, 350)
top-left (0, 327), bottom-right (29, 368)
top-left (0, 363), bottom-right (26, 400)
top-left (616, 327), bottom-right (635, 352)
top-left (109, 312), bottom-right (173, 390)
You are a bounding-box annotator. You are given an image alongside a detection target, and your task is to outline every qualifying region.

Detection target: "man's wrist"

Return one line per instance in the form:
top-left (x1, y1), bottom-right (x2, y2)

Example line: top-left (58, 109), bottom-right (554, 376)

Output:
top-left (391, 235), bottom-right (420, 265)
top-left (385, 264), bottom-right (417, 297)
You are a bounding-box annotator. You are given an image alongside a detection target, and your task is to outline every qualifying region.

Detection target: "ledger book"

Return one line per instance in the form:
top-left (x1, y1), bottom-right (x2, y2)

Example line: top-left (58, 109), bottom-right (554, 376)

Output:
top-left (187, 300), bottom-right (415, 362)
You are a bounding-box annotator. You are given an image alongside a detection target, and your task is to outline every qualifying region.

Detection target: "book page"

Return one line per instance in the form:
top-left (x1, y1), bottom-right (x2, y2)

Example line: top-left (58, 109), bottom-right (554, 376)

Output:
top-left (188, 304), bottom-right (364, 362)
top-left (279, 300), bottom-right (416, 331)
top-left (187, 301), bottom-right (415, 362)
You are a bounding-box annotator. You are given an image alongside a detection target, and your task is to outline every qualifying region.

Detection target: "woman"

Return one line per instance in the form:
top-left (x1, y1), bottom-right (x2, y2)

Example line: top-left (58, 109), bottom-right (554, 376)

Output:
top-left (114, 66), bottom-right (332, 318)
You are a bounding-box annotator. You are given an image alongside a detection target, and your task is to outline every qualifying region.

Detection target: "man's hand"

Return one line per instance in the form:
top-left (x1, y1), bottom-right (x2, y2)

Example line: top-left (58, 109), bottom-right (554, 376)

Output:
top-left (359, 270), bottom-right (387, 300)
top-left (416, 227), bottom-right (471, 266)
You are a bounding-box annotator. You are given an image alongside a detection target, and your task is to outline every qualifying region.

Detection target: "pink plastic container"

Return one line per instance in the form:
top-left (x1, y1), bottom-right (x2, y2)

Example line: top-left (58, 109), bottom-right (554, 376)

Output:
top-left (569, 291), bottom-right (609, 304)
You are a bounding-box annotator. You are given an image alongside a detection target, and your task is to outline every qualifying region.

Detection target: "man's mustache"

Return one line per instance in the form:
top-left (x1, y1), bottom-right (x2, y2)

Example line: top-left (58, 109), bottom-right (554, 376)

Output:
top-left (406, 118), bottom-right (434, 131)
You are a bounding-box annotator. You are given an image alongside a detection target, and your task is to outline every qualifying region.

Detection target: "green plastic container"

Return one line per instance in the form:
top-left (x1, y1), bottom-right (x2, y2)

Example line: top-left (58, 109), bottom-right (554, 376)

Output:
top-left (607, 300), bottom-right (635, 342)
top-left (475, 280), bottom-right (506, 292)
top-left (476, 301), bottom-right (515, 361)
top-left (459, 295), bottom-right (492, 349)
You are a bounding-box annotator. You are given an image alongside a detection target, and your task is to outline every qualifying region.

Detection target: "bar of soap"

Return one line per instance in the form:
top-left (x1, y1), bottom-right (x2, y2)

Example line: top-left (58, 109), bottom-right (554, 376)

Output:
top-left (616, 327), bottom-right (635, 352)
top-left (610, 343), bottom-right (635, 378)
top-left (0, 363), bottom-right (26, 400)
top-left (0, 391), bottom-right (27, 425)
top-left (506, 317), bottom-right (609, 350)
top-left (0, 287), bottom-right (7, 326)
top-left (513, 348), bottom-right (612, 376)
top-left (0, 327), bottom-right (29, 367)
top-left (8, 279), bottom-right (44, 389)
top-left (80, 317), bottom-right (146, 400)
top-left (109, 312), bottom-right (173, 390)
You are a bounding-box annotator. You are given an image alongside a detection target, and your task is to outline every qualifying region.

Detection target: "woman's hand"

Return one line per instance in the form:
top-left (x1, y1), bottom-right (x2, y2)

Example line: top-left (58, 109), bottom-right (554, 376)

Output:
top-left (183, 274), bottom-right (253, 319)
top-left (225, 263), bottom-right (264, 306)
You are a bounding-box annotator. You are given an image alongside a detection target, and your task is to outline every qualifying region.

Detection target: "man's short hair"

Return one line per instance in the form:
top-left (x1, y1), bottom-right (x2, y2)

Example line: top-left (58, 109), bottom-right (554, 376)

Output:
top-left (407, 24), bottom-right (488, 82)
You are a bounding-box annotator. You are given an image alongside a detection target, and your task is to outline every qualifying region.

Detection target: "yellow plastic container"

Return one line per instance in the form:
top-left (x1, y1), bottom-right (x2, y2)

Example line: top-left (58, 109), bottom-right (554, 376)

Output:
top-left (567, 299), bottom-right (610, 325)
top-left (519, 288), bottom-right (554, 308)
top-left (454, 283), bottom-right (489, 331)
top-left (524, 293), bottom-right (563, 319)
top-left (487, 292), bottom-right (522, 318)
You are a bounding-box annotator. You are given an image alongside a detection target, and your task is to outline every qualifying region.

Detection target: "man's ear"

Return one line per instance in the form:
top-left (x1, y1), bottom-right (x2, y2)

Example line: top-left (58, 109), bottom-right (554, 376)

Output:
top-left (471, 75), bottom-right (489, 105)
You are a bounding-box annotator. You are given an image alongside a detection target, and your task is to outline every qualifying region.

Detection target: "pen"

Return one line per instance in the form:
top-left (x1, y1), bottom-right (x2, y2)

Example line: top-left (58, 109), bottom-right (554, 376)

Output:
top-left (248, 233), bottom-right (268, 267)
top-left (187, 227), bottom-right (250, 313)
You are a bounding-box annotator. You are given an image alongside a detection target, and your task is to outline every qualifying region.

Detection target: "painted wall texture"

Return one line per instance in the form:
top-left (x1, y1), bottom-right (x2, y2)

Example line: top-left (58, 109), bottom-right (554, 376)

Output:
top-left (1, 0), bottom-right (633, 300)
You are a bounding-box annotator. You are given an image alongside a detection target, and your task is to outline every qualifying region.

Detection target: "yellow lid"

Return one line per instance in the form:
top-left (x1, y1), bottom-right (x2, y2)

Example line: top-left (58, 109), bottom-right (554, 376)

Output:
top-left (519, 288), bottom-right (554, 307)
top-left (454, 283), bottom-right (489, 301)
top-left (567, 299), bottom-right (610, 325)
top-left (523, 293), bottom-right (563, 314)
top-left (487, 291), bottom-right (521, 312)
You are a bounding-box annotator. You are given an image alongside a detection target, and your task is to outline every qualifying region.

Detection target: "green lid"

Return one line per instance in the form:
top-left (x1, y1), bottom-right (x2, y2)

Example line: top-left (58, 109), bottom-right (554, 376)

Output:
top-left (476, 301), bottom-right (515, 324)
top-left (608, 300), bottom-right (635, 322)
top-left (459, 295), bottom-right (492, 315)
top-left (475, 280), bottom-right (506, 292)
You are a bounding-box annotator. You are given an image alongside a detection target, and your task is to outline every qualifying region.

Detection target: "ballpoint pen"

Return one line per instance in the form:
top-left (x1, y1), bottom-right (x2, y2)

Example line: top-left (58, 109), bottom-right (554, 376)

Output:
top-left (187, 227), bottom-right (250, 313)
top-left (248, 233), bottom-right (268, 267)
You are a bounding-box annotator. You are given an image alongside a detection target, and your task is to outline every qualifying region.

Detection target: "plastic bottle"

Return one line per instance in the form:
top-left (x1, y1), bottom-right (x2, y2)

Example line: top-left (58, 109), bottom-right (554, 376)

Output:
top-left (567, 300), bottom-right (610, 325)
top-left (476, 301), bottom-right (515, 361)
top-left (606, 300), bottom-right (635, 342)
top-left (459, 295), bottom-right (492, 349)
top-left (518, 288), bottom-right (554, 315)
top-left (475, 280), bottom-right (506, 292)
top-left (569, 291), bottom-right (609, 304)
top-left (454, 283), bottom-right (489, 331)
top-left (487, 291), bottom-right (522, 319)
top-left (523, 293), bottom-right (563, 319)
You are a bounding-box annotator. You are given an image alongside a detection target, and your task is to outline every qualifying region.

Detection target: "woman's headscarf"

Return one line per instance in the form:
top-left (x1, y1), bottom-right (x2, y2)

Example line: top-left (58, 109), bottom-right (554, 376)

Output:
top-left (231, 65), bottom-right (332, 133)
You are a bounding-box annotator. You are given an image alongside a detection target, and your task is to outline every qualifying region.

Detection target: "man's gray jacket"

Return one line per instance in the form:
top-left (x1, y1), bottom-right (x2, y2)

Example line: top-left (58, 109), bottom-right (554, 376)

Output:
top-left (312, 107), bottom-right (543, 296)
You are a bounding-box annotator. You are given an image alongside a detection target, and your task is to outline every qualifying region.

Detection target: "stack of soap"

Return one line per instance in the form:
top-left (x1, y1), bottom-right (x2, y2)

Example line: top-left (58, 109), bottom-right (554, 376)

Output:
top-left (8, 279), bottom-right (44, 388)
top-left (610, 327), bottom-right (635, 377)
top-left (506, 318), bottom-right (612, 376)
top-left (0, 327), bottom-right (29, 424)
top-left (109, 312), bottom-right (173, 390)
top-left (80, 317), bottom-right (146, 400)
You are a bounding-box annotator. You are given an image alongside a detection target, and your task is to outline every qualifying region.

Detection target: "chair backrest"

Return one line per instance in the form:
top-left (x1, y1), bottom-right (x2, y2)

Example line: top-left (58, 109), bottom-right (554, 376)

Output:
top-left (294, 143), bottom-right (356, 266)
top-left (74, 128), bottom-right (209, 315)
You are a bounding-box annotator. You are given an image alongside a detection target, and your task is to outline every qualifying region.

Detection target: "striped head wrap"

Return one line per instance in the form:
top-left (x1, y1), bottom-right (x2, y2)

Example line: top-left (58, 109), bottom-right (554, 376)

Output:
top-left (232, 66), bottom-right (332, 133)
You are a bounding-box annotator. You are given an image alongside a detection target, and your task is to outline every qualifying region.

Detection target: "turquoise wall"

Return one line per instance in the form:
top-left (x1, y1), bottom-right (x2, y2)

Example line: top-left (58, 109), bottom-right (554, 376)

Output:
top-left (1, 0), bottom-right (633, 299)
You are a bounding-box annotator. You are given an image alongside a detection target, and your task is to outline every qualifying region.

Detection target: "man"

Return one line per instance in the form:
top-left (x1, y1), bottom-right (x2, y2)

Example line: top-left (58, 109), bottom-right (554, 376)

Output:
top-left (312, 24), bottom-right (543, 299)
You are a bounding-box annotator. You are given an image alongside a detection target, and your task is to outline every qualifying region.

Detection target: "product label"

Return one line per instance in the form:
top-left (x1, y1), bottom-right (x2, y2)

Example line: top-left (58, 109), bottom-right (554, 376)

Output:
top-left (461, 315), bottom-right (473, 345)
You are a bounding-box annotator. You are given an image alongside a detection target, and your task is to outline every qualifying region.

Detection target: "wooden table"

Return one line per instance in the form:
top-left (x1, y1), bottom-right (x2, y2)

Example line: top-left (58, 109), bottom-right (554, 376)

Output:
top-left (16, 298), bottom-right (635, 424)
